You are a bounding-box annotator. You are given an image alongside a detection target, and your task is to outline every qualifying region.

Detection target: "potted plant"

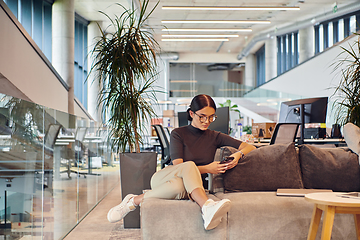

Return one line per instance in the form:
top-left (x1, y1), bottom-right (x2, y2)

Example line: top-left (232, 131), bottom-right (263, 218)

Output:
top-left (331, 33), bottom-right (360, 128)
top-left (219, 99), bottom-right (242, 135)
top-left (89, 0), bottom-right (159, 228)
top-left (219, 99), bottom-right (241, 119)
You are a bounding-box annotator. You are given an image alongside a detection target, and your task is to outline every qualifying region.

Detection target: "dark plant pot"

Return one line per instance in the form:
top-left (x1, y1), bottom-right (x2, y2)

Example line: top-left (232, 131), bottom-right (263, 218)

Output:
top-left (331, 124), bottom-right (342, 138)
top-left (119, 152), bottom-right (157, 228)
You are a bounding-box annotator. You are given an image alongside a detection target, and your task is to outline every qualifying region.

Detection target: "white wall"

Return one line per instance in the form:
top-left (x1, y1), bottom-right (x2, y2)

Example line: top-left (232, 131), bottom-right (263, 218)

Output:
top-left (0, 4), bottom-right (90, 120)
top-left (0, 5), bottom-right (68, 112)
top-left (258, 34), bottom-right (357, 98)
top-left (253, 34), bottom-right (359, 126)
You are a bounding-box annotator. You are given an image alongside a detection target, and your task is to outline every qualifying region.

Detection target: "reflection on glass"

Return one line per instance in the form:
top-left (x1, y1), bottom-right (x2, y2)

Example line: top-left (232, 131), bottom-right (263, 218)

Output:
top-left (0, 93), bottom-right (118, 239)
top-left (169, 62), bottom-right (252, 98)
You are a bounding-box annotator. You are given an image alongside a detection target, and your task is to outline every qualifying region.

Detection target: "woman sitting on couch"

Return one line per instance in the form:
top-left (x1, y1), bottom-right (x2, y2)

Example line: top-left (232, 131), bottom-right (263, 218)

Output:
top-left (107, 94), bottom-right (256, 230)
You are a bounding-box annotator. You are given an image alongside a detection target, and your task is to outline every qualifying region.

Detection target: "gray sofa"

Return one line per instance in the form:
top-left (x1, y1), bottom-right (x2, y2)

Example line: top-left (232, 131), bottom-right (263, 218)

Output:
top-left (141, 142), bottom-right (360, 240)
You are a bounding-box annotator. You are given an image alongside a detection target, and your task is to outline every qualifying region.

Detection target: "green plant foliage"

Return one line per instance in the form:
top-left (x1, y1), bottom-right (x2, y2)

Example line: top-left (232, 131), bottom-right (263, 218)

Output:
top-left (89, 0), bottom-right (160, 153)
top-left (219, 99), bottom-right (242, 119)
top-left (243, 125), bottom-right (252, 134)
top-left (331, 33), bottom-right (360, 128)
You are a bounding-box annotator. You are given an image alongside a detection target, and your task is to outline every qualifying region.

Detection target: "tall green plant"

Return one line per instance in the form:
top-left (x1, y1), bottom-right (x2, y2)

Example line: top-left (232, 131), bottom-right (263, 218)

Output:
top-left (90, 0), bottom-right (160, 153)
top-left (331, 33), bottom-right (360, 127)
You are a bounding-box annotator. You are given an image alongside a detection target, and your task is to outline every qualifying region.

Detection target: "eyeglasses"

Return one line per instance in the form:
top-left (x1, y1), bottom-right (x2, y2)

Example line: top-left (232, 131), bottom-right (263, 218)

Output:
top-left (193, 112), bottom-right (217, 123)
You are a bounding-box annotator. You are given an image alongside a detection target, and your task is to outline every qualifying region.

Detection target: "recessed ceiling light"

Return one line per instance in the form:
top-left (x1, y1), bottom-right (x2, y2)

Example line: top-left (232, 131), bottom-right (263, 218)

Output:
top-left (162, 34), bottom-right (239, 38)
top-left (162, 38), bottom-right (230, 42)
top-left (161, 20), bottom-right (271, 24)
top-left (158, 100), bottom-right (173, 104)
top-left (162, 6), bottom-right (300, 11)
top-left (176, 98), bottom-right (193, 103)
top-left (161, 28), bottom-right (252, 32)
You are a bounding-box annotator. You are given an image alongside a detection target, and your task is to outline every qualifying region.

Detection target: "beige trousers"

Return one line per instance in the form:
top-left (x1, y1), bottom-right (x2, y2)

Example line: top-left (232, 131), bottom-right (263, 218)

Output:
top-left (143, 161), bottom-right (204, 200)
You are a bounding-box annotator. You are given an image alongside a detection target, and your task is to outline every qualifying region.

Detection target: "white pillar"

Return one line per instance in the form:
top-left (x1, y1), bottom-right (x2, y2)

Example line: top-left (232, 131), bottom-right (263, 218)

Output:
top-left (265, 37), bottom-right (277, 82)
top-left (87, 21), bottom-right (102, 122)
top-left (299, 26), bottom-right (314, 64)
top-left (244, 54), bottom-right (256, 90)
top-left (52, 0), bottom-right (75, 115)
top-left (156, 57), bottom-right (168, 104)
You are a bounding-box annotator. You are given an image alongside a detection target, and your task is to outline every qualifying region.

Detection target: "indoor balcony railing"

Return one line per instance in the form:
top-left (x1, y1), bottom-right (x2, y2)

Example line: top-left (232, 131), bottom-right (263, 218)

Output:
top-left (0, 93), bottom-right (118, 240)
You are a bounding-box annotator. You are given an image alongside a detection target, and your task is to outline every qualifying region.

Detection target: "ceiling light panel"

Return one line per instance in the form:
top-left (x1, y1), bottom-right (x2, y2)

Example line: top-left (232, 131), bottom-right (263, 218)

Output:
top-left (161, 28), bottom-right (252, 32)
top-left (162, 38), bottom-right (230, 42)
top-left (162, 6), bottom-right (300, 11)
top-left (162, 34), bottom-right (239, 38)
top-left (161, 20), bottom-right (271, 24)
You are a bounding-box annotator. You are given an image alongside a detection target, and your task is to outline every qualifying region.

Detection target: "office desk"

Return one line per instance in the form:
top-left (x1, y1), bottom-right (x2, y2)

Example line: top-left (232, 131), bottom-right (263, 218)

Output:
top-left (302, 138), bottom-right (346, 146)
top-left (55, 134), bottom-right (101, 177)
top-left (252, 138), bottom-right (346, 147)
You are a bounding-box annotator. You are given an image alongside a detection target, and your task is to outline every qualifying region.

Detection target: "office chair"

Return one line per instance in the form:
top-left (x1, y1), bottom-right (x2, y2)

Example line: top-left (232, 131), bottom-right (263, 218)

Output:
top-left (270, 123), bottom-right (300, 145)
top-left (152, 125), bottom-right (171, 168)
top-left (43, 124), bottom-right (62, 156)
top-left (36, 124), bottom-right (61, 193)
top-left (164, 127), bottom-right (171, 142)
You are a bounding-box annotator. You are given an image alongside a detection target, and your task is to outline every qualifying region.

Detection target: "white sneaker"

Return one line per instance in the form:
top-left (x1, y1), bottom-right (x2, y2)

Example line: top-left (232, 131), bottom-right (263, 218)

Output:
top-left (107, 194), bottom-right (137, 223)
top-left (202, 199), bottom-right (231, 230)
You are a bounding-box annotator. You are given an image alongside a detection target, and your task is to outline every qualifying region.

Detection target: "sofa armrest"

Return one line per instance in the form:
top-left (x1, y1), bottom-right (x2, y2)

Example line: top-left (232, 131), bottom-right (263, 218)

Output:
top-left (208, 148), bottom-right (223, 193)
top-left (208, 146), bottom-right (238, 193)
top-left (208, 172), bottom-right (224, 194)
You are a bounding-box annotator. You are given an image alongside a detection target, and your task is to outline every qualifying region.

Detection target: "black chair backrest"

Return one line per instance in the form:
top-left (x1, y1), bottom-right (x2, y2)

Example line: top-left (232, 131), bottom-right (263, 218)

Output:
top-left (43, 124), bottom-right (62, 156)
top-left (74, 127), bottom-right (87, 160)
top-left (164, 127), bottom-right (171, 142)
top-left (44, 124), bottom-right (62, 149)
top-left (152, 125), bottom-right (171, 168)
top-left (270, 123), bottom-right (300, 145)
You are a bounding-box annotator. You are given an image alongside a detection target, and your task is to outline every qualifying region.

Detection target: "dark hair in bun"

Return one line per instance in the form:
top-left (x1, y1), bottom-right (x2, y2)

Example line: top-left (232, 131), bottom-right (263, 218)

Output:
top-left (187, 94), bottom-right (216, 121)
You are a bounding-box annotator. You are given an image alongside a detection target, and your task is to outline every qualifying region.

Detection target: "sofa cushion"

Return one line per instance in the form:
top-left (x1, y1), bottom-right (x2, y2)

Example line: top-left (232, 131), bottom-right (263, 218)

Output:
top-left (223, 142), bottom-right (303, 192)
top-left (141, 195), bottom-right (227, 240)
top-left (299, 144), bottom-right (360, 191)
top-left (343, 122), bottom-right (360, 158)
top-left (215, 192), bottom-right (356, 240)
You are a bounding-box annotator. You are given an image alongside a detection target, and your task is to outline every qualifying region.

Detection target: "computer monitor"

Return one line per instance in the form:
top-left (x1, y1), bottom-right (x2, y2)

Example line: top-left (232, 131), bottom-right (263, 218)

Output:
top-left (177, 107), bottom-right (230, 134)
top-left (178, 111), bottom-right (189, 127)
top-left (208, 107), bottom-right (230, 134)
top-left (278, 97), bottom-right (328, 143)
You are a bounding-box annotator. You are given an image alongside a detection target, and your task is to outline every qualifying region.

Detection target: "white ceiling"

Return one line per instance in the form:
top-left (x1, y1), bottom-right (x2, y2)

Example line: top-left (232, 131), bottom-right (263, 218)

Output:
top-left (75, 0), bottom-right (359, 56)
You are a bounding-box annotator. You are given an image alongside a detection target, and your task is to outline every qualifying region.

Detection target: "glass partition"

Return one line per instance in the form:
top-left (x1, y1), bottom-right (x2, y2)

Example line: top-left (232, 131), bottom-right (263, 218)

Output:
top-left (169, 62), bottom-right (253, 98)
top-left (0, 93), bottom-right (118, 239)
top-left (243, 86), bottom-right (337, 127)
